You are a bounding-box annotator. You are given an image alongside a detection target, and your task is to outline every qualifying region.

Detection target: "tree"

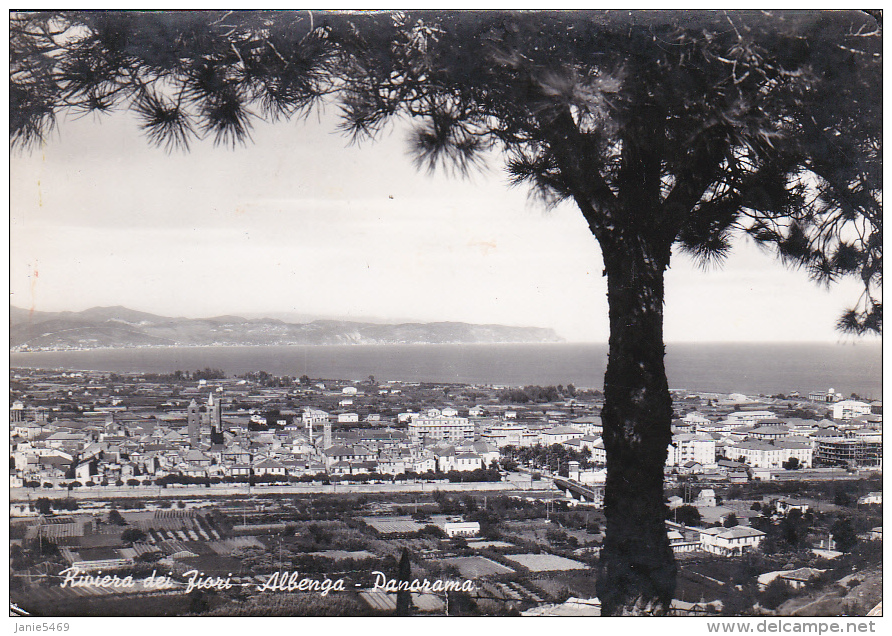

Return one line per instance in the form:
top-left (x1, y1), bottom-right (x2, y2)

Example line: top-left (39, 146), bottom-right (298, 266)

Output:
top-left (830, 517), bottom-right (858, 553)
top-left (723, 513), bottom-right (739, 528)
top-left (672, 505), bottom-right (702, 527)
top-left (760, 577), bottom-right (793, 611)
top-left (779, 509), bottom-right (808, 549)
top-left (35, 497), bottom-right (52, 515)
top-left (833, 488), bottom-right (854, 507)
top-left (108, 508), bottom-right (126, 525)
top-left (782, 457), bottom-right (800, 470)
top-left (395, 547), bottom-right (412, 617)
top-left (9, 9), bottom-right (880, 615)
top-left (121, 527), bottom-right (147, 543)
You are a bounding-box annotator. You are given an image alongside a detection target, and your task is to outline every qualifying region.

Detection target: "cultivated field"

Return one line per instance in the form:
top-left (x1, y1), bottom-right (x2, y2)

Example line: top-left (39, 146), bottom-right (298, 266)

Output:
top-left (502, 553), bottom-right (588, 572)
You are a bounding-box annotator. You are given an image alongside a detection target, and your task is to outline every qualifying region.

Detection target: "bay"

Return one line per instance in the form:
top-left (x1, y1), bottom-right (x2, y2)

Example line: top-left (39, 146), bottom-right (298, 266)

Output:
top-left (8, 342), bottom-right (882, 400)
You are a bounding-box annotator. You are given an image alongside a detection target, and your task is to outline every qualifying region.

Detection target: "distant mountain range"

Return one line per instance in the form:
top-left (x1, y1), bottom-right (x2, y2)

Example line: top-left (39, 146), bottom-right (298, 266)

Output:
top-left (9, 306), bottom-right (563, 351)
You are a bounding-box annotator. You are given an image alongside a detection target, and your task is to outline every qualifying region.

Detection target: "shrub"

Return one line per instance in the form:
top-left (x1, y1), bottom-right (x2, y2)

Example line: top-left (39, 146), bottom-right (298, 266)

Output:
top-left (121, 528), bottom-right (147, 543)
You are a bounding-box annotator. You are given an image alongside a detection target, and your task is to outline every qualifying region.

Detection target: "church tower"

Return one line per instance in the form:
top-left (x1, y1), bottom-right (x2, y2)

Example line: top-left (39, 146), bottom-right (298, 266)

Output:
top-left (208, 392), bottom-right (222, 433)
top-left (187, 399), bottom-right (201, 446)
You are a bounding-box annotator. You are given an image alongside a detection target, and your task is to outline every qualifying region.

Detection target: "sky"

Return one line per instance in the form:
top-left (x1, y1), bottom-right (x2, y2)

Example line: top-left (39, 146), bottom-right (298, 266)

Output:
top-left (9, 97), bottom-right (874, 344)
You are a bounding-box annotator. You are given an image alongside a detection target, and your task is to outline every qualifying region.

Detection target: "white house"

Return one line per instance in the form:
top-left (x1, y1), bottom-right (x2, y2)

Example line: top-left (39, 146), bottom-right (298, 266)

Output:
top-left (443, 521), bottom-right (480, 538)
top-left (254, 458), bottom-right (287, 477)
top-left (586, 437), bottom-right (607, 465)
top-left (699, 526), bottom-right (766, 556)
top-left (436, 450), bottom-right (483, 473)
top-left (858, 492), bottom-right (882, 506)
top-left (695, 489), bottom-right (717, 508)
top-left (468, 441), bottom-right (500, 467)
top-left (540, 426), bottom-right (584, 446)
top-left (758, 568), bottom-right (826, 590)
top-left (412, 456), bottom-right (437, 474)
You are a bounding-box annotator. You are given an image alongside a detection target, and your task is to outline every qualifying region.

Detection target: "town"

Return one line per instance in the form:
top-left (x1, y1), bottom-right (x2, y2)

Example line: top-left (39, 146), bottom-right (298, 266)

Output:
top-left (9, 367), bottom-right (883, 617)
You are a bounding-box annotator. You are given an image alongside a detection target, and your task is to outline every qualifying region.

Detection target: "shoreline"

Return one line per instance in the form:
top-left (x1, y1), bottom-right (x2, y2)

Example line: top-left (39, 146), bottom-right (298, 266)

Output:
top-left (9, 341), bottom-right (882, 399)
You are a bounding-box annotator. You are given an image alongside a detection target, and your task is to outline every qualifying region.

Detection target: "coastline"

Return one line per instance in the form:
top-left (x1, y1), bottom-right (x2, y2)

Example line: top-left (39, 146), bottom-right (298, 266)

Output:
top-left (8, 341), bottom-right (882, 399)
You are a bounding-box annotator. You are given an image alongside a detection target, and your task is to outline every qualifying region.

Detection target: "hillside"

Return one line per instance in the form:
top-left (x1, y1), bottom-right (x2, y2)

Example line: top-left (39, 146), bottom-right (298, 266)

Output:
top-left (9, 306), bottom-right (563, 351)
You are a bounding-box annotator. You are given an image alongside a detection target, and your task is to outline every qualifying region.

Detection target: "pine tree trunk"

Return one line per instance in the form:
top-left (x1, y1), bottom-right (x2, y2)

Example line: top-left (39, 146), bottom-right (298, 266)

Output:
top-left (596, 236), bottom-right (676, 616)
top-left (395, 547), bottom-right (412, 616)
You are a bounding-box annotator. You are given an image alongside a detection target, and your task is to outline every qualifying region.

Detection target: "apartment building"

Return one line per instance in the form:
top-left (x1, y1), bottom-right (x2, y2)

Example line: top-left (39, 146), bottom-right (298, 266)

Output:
top-left (408, 409), bottom-right (474, 444)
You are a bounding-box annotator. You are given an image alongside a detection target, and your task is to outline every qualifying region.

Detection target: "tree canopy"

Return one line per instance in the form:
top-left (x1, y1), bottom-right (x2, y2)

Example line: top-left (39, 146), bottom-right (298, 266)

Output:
top-left (9, 9), bottom-right (881, 615)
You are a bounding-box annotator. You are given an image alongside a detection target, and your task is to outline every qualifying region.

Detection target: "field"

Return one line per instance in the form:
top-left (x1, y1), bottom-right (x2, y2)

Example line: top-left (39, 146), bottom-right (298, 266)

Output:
top-left (502, 553), bottom-right (588, 572)
top-left (441, 556), bottom-right (515, 578)
top-left (12, 491), bottom-right (605, 616)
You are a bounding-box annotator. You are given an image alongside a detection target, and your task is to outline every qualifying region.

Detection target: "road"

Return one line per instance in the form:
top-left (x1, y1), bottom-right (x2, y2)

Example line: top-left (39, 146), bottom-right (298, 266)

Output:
top-left (9, 478), bottom-right (558, 502)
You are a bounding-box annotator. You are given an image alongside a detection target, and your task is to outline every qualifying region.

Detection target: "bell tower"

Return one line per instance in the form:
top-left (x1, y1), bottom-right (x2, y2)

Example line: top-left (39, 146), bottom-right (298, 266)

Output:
top-left (187, 399), bottom-right (201, 446)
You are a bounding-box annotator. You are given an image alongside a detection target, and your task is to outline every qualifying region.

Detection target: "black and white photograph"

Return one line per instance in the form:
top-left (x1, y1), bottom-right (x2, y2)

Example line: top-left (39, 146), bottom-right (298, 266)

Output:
top-left (8, 9), bottom-right (883, 625)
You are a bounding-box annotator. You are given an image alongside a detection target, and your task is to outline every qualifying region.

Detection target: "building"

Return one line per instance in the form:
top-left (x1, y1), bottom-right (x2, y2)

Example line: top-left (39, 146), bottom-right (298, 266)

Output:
top-left (758, 568), bottom-right (826, 590)
top-left (808, 389), bottom-right (841, 403)
top-left (695, 489), bottom-right (717, 508)
top-left (408, 410), bottom-right (474, 444)
top-left (481, 424), bottom-right (539, 448)
top-left (540, 426), bottom-right (584, 446)
top-left (666, 433), bottom-right (716, 468)
top-left (858, 492), bottom-right (882, 506)
top-left (749, 426), bottom-right (791, 441)
top-left (254, 458), bottom-right (287, 477)
top-left (813, 435), bottom-right (882, 468)
top-left (443, 521), bottom-right (480, 538)
top-left (301, 408), bottom-right (329, 437)
top-left (207, 392), bottom-right (222, 432)
top-left (699, 526), bottom-right (766, 556)
top-left (323, 444), bottom-right (375, 469)
top-left (682, 412), bottom-right (713, 431)
top-left (569, 416), bottom-right (603, 436)
top-left (831, 400), bottom-right (873, 421)
top-left (731, 440), bottom-right (813, 469)
top-left (726, 411), bottom-right (778, 426)
top-left (774, 499), bottom-right (809, 516)
top-left (433, 447), bottom-right (483, 472)
top-left (187, 400), bottom-right (201, 446)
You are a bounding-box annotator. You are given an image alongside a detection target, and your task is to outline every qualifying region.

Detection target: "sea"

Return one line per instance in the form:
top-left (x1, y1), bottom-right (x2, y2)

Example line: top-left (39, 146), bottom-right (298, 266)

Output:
top-left (8, 342), bottom-right (883, 400)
